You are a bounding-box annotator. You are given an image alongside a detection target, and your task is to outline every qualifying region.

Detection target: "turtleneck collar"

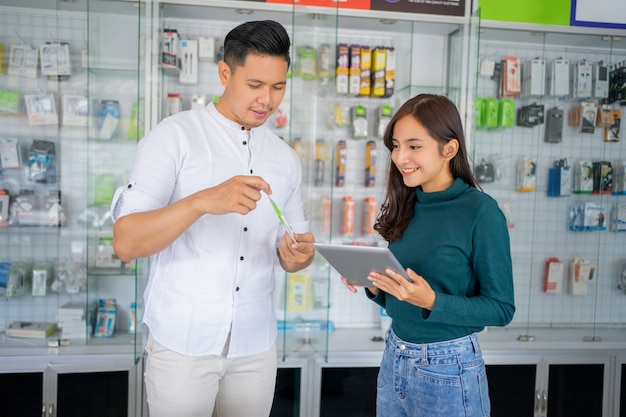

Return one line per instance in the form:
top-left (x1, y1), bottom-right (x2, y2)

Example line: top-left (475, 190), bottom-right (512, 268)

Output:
top-left (415, 178), bottom-right (469, 204)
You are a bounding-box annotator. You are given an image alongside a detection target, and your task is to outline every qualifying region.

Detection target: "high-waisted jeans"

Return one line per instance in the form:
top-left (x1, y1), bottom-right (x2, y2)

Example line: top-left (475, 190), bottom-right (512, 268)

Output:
top-left (376, 329), bottom-right (490, 417)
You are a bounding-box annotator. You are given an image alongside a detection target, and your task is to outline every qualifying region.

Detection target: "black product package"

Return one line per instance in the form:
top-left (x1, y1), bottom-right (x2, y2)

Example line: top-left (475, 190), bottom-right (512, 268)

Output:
top-left (28, 139), bottom-right (56, 183)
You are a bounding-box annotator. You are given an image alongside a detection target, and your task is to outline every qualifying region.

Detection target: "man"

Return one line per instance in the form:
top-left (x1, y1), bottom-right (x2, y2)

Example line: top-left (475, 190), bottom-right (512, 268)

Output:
top-left (111, 20), bottom-right (315, 417)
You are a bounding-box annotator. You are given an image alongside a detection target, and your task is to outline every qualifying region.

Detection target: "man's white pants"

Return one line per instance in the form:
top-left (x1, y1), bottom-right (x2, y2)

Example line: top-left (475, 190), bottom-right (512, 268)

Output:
top-left (145, 333), bottom-right (277, 417)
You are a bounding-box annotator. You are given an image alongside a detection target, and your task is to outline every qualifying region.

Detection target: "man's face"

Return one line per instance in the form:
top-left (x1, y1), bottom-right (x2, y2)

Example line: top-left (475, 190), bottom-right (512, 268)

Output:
top-left (216, 53), bottom-right (288, 130)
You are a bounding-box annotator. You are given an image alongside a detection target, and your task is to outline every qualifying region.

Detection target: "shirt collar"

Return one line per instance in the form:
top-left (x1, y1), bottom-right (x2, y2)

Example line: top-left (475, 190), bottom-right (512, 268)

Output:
top-left (207, 101), bottom-right (255, 135)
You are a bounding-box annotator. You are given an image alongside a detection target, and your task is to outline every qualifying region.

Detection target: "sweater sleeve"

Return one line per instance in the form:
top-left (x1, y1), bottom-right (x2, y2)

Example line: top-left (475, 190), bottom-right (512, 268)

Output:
top-left (366, 287), bottom-right (386, 308)
top-left (427, 199), bottom-right (515, 327)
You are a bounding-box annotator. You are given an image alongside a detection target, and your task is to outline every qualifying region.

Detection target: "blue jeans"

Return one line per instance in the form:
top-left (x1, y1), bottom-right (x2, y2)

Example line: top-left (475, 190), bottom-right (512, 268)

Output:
top-left (376, 330), bottom-right (491, 417)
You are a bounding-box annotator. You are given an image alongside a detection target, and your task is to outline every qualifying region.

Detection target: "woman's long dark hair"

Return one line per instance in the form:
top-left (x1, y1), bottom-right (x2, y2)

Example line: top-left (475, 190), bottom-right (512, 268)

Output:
top-left (374, 94), bottom-right (479, 242)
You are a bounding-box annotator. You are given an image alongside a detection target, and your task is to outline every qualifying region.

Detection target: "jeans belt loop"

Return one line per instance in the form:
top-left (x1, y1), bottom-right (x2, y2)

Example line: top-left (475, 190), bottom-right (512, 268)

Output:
top-left (470, 333), bottom-right (480, 355)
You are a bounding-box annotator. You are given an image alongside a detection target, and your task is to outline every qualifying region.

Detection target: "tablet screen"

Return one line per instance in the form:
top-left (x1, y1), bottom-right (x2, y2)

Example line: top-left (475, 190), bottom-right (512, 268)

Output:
top-left (313, 243), bottom-right (410, 286)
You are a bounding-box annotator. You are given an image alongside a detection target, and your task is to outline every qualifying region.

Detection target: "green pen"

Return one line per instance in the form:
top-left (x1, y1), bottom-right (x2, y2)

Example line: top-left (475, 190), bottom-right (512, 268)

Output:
top-left (266, 193), bottom-right (297, 244)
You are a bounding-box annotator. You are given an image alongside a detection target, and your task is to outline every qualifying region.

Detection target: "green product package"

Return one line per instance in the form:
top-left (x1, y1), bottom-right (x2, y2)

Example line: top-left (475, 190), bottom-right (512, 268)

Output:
top-left (499, 98), bottom-right (515, 128)
top-left (483, 97), bottom-right (499, 129)
top-left (0, 90), bottom-right (19, 113)
top-left (299, 45), bottom-right (317, 80)
top-left (94, 173), bottom-right (116, 206)
top-left (127, 102), bottom-right (144, 140)
top-left (475, 98), bottom-right (484, 129)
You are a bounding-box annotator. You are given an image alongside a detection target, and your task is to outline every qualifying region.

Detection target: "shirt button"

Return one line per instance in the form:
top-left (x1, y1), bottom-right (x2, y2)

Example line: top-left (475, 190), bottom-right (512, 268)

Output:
top-left (399, 344), bottom-right (406, 350)
top-left (243, 227), bottom-right (248, 232)
top-left (240, 256), bottom-right (244, 261)
top-left (242, 141), bottom-right (247, 145)
top-left (250, 169), bottom-right (253, 174)
top-left (236, 287), bottom-right (240, 291)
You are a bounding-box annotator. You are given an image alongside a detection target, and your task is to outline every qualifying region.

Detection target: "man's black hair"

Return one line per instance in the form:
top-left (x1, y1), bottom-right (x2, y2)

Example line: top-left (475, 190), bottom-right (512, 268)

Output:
top-left (223, 20), bottom-right (291, 70)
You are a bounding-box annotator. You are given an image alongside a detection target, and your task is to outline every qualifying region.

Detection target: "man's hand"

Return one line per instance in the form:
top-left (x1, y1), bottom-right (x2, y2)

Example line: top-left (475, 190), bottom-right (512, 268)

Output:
top-left (278, 232), bottom-right (315, 272)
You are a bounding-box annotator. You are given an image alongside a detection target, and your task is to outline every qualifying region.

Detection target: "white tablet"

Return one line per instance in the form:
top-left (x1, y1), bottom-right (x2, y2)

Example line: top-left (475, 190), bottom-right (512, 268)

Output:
top-left (313, 243), bottom-right (410, 286)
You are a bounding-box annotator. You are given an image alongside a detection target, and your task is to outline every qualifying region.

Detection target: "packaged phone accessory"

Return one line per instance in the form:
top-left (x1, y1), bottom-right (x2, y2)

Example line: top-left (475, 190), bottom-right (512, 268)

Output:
top-left (544, 257), bottom-right (564, 293)
top-left (545, 107), bottom-right (563, 143)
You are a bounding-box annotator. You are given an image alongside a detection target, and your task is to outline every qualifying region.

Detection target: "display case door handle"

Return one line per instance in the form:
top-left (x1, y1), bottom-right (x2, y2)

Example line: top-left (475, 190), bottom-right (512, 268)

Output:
top-left (541, 390), bottom-right (548, 413)
top-left (42, 403), bottom-right (46, 417)
top-left (47, 403), bottom-right (54, 417)
top-left (535, 390), bottom-right (541, 412)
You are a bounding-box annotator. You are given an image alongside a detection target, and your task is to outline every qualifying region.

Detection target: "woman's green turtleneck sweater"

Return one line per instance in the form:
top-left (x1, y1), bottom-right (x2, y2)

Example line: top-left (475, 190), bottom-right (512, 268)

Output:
top-left (370, 178), bottom-right (515, 343)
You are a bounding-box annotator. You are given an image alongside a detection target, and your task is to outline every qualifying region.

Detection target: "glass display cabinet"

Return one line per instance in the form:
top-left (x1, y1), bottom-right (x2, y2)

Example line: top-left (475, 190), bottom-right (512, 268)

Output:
top-left (471, 9), bottom-right (626, 416)
top-left (0, 0), bottom-right (146, 414)
top-left (471, 13), bottom-right (626, 344)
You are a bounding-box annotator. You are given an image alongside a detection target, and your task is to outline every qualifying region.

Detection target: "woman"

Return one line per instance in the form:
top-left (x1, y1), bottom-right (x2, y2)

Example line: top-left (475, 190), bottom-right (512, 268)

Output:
top-left (342, 94), bottom-right (515, 417)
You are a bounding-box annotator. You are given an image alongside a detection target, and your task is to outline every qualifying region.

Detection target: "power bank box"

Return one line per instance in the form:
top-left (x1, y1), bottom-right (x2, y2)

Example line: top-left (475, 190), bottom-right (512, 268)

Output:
top-left (523, 59), bottom-right (545, 96)
top-left (548, 58), bottom-right (569, 96)
top-left (594, 62), bottom-right (609, 98)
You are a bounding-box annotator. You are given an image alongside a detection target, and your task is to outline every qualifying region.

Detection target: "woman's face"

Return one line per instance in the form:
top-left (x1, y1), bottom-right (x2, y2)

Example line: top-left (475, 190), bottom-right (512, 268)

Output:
top-left (390, 115), bottom-right (456, 192)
